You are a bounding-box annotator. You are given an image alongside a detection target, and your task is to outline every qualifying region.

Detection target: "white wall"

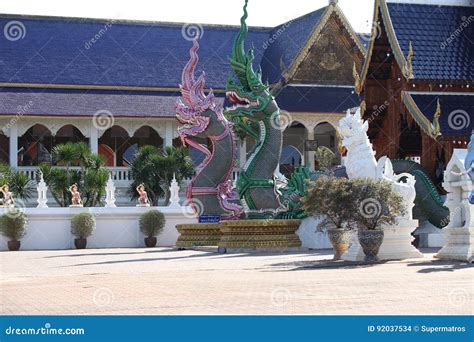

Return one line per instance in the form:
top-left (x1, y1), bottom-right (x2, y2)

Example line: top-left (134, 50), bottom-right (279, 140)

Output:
top-left (0, 206), bottom-right (197, 251)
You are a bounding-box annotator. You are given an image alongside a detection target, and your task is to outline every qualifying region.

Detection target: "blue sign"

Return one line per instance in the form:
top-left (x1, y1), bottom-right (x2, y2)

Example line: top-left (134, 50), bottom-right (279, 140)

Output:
top-left (199, 214), bottom-right (221, 223)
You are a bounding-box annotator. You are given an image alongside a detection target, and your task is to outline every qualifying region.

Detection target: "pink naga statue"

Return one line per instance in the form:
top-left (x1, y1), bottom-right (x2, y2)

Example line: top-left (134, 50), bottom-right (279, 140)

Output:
top-left (176, 37), bottom-right (243, 220)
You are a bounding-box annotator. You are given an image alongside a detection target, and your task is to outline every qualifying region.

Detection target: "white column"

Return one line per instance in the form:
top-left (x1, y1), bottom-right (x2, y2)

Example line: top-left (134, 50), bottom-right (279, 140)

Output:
top-left (165, 121), bottom-right (173, 147)
top-left (9, 124), bottom-right (18, 168)
top-left (89, 125), bottom-right (99, 154)
top-left (239, 138), bottom-right (247, 168)
top-left (307, 129), bottom-right (315, 171)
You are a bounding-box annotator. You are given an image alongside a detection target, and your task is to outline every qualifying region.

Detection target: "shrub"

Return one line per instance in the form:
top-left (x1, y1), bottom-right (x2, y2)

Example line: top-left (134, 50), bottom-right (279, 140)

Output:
top-left (352, 178), bottom-right (406, 230)
top-left (139, 210), bottom-right (166, 238)
top-left (0, 210), bottom-right (28, 240)
top-left (71, 212), bottom-right (96, 238)
top-left (302, 176), bottom-right (356, 230)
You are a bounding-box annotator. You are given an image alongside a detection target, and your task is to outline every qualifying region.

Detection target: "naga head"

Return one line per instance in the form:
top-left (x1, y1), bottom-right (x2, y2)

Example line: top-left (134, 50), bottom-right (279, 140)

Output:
top-left (225, 0), bottom-right (278, 122)
top-left (338, 107), bottom-right (369, 150)
top-left (176, 37), bottom-right (229, 141)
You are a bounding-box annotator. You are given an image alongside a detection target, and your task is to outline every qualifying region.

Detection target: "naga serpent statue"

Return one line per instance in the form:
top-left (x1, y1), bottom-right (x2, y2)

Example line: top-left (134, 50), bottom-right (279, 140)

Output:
top-left (226, 0), bottom-right (285, 217)
top-left (176, 37), bottom-right (243, 220)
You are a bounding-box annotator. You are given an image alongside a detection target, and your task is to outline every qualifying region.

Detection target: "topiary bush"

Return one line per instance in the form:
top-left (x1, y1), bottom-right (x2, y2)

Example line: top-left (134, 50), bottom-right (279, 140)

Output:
top-left (71, 212), bottom-right (96, 238)
top-left (139, 210), bottom-right (166, 238)
top-left (0, 210), bottom-right (28, 241)
top-left (302, 176), bottom-right (357, 231)
top-left (352, 178), bottom-right (406, 230)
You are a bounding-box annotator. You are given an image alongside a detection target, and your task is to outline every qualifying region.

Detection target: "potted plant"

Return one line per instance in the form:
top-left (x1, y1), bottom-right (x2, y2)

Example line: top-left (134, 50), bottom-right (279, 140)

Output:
top-left (352, 178), bottom-right (406, 262)
top-left (71, 212), bottom-right (96, 249)
top-left (302, 176), bottom-right (356, 260)
top-left (139, 210), bottom-right (166, 247)
top-left (0, 210), bottom-right (28, 251)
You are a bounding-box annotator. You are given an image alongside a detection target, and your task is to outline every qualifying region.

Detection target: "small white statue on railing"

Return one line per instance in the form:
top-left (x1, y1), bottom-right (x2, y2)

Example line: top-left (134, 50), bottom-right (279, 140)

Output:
top-left (105, 174), bottom-right (117, 208)
top-left (69, 183), bottom-right (83, 207)
top-left (136, 183), bottom-right (150, 207)
top-left (0, 184), bottom-right (15, 207)
top-left (169, 174), bottom-right (181, 208)
top-left (36, 171), bottom-right (48, 208)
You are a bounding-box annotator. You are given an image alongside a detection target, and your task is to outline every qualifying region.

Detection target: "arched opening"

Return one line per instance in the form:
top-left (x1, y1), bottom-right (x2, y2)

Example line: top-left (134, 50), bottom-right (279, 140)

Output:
top-left (282, 121), bottom-right (307, 175)
top-left (280, 145), bottom-right (303, 177)
top-left (313, 122), bottom-right (340, 167)
top-left (55, 125), bottom-right (87, 145)
top-left (18, 124), bottom-right (53, 166)
top-left (98, 125), bottom-right (163, 167)
top-left (0, 132), bottom-right (8, 164)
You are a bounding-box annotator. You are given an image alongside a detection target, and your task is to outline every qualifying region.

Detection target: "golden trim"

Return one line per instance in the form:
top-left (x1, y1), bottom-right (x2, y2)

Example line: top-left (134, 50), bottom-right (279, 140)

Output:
top-left (359, 0), bottom-right (380, 90)
top-left (432, 98), bottom-right (441, 136)
top-left (332, 5), bottom-right (367, 56)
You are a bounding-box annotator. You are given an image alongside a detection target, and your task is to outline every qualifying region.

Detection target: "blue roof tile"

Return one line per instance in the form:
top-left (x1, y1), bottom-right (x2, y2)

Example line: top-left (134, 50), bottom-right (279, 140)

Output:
top-left (387, 2), bottom-right (474, 81)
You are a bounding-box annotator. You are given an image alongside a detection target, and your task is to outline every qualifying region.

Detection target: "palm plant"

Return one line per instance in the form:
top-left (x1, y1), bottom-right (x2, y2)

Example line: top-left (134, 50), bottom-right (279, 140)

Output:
top-left (129, 146), bottom-right (194, 206)
top-left (0, 163), bottom-right (35, 201)
top-left (39, 143), bottom-right (108, 207)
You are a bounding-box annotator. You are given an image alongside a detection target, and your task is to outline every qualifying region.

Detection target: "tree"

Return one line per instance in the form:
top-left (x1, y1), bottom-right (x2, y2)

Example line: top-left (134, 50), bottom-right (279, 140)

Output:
top-left (39, 142), bottom-right (108, 207)
top-left (129, 146), bottom-right (194, 206)
top-left (0, 163), bottom-right (35, 202)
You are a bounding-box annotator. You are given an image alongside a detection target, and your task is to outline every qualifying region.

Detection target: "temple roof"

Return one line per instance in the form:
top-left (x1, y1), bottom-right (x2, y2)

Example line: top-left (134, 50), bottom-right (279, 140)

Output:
top-left (276, 85), bottom-right (360, 113)
top-left (402, 91), bottom-right (474, 138)
top-left (0, 88), bottom-right (222, 118)
top-left (0, 14), bottom-right (269, 90)
top-left (361, 0), bottom-right (474, 84)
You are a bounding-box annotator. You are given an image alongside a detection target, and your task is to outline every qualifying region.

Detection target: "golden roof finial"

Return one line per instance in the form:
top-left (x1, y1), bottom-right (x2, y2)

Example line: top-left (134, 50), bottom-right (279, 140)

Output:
top-left (402, 41), bottom-right (414, 80)
top-left (432, 98), bottom-right (441, 136)
top-left (360, 100), bottom-right (366, 116)
top-left (352, 62), bottom-right (362, 94)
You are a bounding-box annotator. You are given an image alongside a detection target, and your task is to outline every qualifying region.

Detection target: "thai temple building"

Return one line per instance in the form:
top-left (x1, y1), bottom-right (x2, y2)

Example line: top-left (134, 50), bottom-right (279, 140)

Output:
top-left (0, 0), bottom-right (472, 204)
top-left (355, 0), bottom-right (473, 185)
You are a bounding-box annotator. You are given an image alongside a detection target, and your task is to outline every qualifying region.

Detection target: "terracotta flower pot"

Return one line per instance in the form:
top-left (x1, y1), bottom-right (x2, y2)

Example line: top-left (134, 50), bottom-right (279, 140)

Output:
top-left (144, 236), bottom-right (157, 248)
top-left (358, 230), bottom-right (384, 262)
top-left (327, 228), bottom-right (352, 260)
top-left (7, 240), bottom-right (21, 251)
top-left (74, 238), bottom-right (87, 249)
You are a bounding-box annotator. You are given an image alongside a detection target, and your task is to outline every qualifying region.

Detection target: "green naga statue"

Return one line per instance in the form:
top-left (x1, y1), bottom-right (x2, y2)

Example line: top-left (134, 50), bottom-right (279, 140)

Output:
top-left (225, 0), bottom-right (286, 218)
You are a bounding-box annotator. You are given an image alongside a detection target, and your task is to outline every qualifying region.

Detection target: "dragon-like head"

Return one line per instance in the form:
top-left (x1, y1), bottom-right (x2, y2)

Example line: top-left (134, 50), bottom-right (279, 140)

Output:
top-left (338, 107), bottom-right (369, 150)
top-left (176, 37), bottom-right (228, 142)
top-left (225, 0), bottom-right (278, 122)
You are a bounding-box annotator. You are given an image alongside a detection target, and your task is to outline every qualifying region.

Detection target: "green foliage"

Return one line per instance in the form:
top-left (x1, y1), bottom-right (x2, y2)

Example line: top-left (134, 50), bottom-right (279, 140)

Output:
top-left (129, 146), bottom-right (194, 206)
top-left (70, 212), bottom-right (96, 238)
top-left (0, 163), bottom-right (35, 201)
top-left (314, 146), bottom-right (336, 171)
top-left (352, 178), bottom-right (406, 230)
top-left (302, 176), bottom-right (356, 230)
top-left (39, 143), bottom-right (108, 207)
top-left (0, 210), bottom-right (28, 240)
top-left (139, 210), bottom-right (166, 237)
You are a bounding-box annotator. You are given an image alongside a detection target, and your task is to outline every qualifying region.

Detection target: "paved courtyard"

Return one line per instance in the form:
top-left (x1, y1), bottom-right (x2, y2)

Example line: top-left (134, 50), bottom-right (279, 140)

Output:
top-left (0, 248), bottom-right (472, 315)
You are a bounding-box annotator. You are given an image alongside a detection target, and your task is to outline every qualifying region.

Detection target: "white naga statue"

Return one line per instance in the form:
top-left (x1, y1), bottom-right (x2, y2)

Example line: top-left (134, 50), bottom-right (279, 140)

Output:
top-left (338, 107), bottom-right (416, 219)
